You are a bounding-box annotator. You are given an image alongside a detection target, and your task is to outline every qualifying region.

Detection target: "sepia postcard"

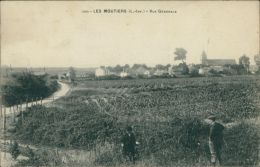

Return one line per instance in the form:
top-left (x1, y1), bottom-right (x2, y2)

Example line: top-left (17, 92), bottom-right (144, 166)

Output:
top-left (1, 1), bottom-right (259, 166)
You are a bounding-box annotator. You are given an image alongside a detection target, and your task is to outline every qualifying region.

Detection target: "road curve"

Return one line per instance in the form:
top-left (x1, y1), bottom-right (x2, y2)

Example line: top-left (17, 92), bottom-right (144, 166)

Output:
top-left (2, 81), bottom-right (70, 115)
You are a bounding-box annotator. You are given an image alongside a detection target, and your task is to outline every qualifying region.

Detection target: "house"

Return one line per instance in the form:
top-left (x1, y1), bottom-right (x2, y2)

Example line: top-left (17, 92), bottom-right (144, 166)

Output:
top-left (188, 65), bottom-right (198, 73)
top-left (33, 72), bottom-right (48, 76)
top-left (201, 50), bottom-right (236, 66)
top-left (120, 68), bottom-right (136, 77)
top-left (135, 66), bottom-right (148, 75)
top-left (249, 65), bottom-right (259, 74)
top-left (199, 66), bottom-right (237, 75)
top-left (95, 67), bottom-right (110, 76)
top-left (211, 66), bottom-right (224, 72)
top-left (144, 70), bottom-right (155, 76)
top-left (168, 65), bottom-right (183, 75)
top-left (154, 69), bottom-right (168, 76)
top-left (199, 67), bottom-right (212, 75)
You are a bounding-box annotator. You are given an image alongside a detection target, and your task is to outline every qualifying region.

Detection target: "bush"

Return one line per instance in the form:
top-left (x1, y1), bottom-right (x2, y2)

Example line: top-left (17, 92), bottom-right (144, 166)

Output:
top-left (9, 141), bottom-right (21, 160)
top-left (1, 72), bottom-right (59, 106)
top-left (190, 69), bottom-right (200, 77)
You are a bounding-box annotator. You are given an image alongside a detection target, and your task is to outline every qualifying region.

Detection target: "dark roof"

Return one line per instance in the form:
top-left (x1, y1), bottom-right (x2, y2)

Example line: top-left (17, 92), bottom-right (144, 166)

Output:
top-left (125, 68), bottom-right (136, 74)
top-left (100, 67), bottom-right (110, 72)
top-left (207, 59), bottom-right (236, 66)
top-left (172, 68), bottom-right (183, 72)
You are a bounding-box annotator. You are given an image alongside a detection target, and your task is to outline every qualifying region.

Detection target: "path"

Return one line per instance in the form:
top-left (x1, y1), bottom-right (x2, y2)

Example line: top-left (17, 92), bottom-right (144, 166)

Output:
top-left (2, 81), bottom-right (70, 116)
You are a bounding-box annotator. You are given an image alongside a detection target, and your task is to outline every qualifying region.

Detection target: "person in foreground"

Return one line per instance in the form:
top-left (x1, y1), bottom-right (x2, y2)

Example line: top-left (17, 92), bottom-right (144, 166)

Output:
top-left (208, 115), bottom-right (225, 166)
top-left (120, 126), bottom-right (138, 164)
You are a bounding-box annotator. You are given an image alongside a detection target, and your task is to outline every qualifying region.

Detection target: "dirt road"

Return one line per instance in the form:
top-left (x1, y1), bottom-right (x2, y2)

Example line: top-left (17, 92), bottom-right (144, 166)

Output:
top-left (2, 81), bottom-right (70, 116)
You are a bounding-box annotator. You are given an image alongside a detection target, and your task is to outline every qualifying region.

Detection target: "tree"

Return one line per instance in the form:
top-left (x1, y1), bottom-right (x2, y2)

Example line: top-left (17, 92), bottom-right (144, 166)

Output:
top-left (174, 48), bottom-right (187, 63)
top-left (68, 67), bottom-right (76, 83)
top-left (123, 64), bottom-right (130, 69)
top-left (223, 64), bottom-right (244, 75)
top-left (239, 54), bottom-right (250, 74)
top-left (190, 69), bottom-right (200, 77)
top-left (156, 64), bottom-right (165, 70)
top-left (254, 55), bottom-right (260, 66)
top-left (182, 63), bottom-right (190, 75)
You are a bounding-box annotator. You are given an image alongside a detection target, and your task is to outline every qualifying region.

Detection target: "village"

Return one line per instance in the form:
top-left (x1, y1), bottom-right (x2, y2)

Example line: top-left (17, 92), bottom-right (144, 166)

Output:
top-left (2, 50), bottom-right (259, 81)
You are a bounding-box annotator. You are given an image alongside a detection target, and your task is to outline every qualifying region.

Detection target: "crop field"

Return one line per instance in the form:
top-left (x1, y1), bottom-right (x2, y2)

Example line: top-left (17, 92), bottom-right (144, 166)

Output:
top-left (13, 76), bottom-right (259, 166)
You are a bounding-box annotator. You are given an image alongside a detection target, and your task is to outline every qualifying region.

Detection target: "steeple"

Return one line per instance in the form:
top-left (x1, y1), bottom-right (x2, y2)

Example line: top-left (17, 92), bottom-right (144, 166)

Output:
top-left (201, 49), bottom-right (207, 65)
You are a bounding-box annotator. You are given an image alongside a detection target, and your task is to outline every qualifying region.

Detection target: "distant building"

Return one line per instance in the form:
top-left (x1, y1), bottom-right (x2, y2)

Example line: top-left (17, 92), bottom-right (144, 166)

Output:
top-left (95, 67), bottom-right (110, 76)
top-left (199, 66), bottom-right (237, 75)
top-left (33, 72), bottom-right (47, 76)
top-left (135, 66), bottom-right (148, 75)
top-left (201, 50), bottom-right (236, 66)
top-left (199, 67), bottom-right (212, 75)
top-left (154, 69), bottom-right (168, 76)
top-left (120, 68), bottom-right (136, 77)
top-left (188, 65), bottom-right (198, 73)
top-left (144, 70), bottom-right (155, 77)
top-left (168, 65), bottom-right (183, 75)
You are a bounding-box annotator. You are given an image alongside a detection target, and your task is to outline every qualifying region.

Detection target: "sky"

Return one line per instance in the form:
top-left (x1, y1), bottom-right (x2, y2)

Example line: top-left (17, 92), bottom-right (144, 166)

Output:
top-left (1, 1), bottom-right (259, 68)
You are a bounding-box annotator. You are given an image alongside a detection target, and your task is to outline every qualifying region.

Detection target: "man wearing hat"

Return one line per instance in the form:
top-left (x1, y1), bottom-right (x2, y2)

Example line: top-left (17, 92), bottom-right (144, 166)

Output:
top-left (120, 126), bottom-right (137, 164)
top-left (208, 115), bottom-right (225, 166)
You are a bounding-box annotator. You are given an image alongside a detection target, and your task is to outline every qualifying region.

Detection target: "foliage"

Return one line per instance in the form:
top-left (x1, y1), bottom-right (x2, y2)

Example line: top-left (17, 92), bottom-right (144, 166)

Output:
top-left (174, 48), bottom-right (187, 62)
top-left (132, 64), bottom-right (150, 70)
top-left (50, 75), bottom-right (58, 79)
top-left (13, 76), bottom-right (259, 166)
top-left (190, 69), bottom-right (200, 77)
top-left (9, 141), bottom-right (21, 160)
top-left (254, 55), bottom-right (260, 65)
top-left (1, 72), bottom-right (59, 106)
top-left (14, 150), bottom-right (62, 166)
top-left (239, 54), bottom-right (250, 73)
top-left (68, 67), bottom-right (76, 83)
top-left (209, 68), bottom-right (218, 75)
top-left (182, 62), bottom-right (189, 75)
top-left (223, 64), bottom-right (245, 75)
top-left (155, 64), bottom-right (171, 70)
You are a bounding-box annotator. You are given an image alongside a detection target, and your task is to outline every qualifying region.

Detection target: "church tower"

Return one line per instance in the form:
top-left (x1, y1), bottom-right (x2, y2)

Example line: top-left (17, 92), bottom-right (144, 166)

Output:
top-left (201, 50), bottom-right (207, 65)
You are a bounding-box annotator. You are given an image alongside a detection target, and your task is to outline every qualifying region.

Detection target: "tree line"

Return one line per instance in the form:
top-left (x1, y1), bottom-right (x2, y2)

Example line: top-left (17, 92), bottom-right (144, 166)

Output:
top-left (1, 72), bottom-right (59, 107)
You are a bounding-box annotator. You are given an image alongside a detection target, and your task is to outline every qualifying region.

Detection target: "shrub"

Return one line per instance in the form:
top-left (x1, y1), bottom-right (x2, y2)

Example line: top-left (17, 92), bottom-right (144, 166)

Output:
top-left (9, 141), bottom-right (21, 160)
top-left (190, 69), bottom-right (200, 77)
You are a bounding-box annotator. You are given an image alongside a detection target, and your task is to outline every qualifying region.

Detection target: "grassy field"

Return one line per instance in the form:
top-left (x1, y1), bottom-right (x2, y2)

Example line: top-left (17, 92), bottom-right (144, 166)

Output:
top-left (12, 76), bottom-right (259, 166)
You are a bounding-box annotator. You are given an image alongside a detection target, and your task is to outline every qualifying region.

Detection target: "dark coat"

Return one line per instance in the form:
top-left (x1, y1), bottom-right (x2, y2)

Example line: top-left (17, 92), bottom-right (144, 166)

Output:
top-left (210, 122), bottom-right (224, 145)
top-left (120, 132), bottom-right (136, 154)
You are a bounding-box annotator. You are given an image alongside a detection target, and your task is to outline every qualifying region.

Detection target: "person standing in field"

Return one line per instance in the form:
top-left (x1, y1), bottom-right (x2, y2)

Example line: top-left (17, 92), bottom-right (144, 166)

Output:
top-left (208, 115), bottom-right (225, 166)
top-left (120, 126), bottom-right (137, 164)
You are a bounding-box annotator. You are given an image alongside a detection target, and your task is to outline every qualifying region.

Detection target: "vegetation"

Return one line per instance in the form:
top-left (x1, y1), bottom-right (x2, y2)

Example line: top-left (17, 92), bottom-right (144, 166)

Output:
top-left (174, 47), bottom-right (187, 63)
top-left (9, 141), bottom-right (21, 160)
top-left (239, 54), bottom-right (250, 74)
top-left (68, 67), bottom-right (76, 83)
top-left (13, 76), bottom-right (259, 166)
top-left (1, 72), bottom-right (59, 107)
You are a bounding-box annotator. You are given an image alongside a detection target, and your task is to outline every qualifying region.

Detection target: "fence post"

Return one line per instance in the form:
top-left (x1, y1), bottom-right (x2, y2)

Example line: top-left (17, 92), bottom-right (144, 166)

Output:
top-left (16, 101), bottom-right (18, 113)
top-left (26, 98), bottom-right (28, 110)
top-left (41, 97), bottom-right (42, 106)
top-left (13, 106), bottom-right (15, 122)
top-left (3, 106), bottom-right (6, 130)
top-left (36, 97), bottom-right (38, 105)
top-left (53, 97), bottom-right (54, 105)
top-left (56, 147), bottom-right (59, 156)
top-left (10, 106), bottom-right (13, 122)
top-left (32, 98), bottom-right (33, 106)
top-left (20, 100), bottom-right (23, 125)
